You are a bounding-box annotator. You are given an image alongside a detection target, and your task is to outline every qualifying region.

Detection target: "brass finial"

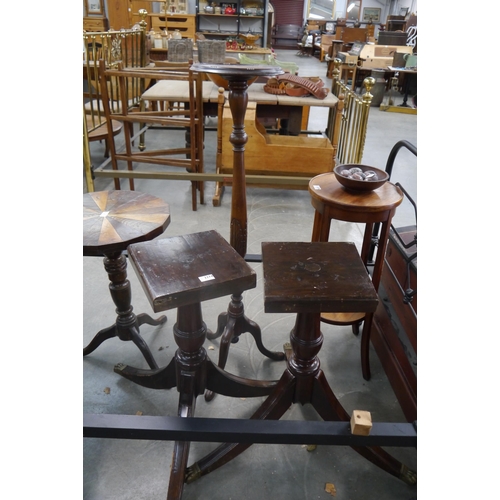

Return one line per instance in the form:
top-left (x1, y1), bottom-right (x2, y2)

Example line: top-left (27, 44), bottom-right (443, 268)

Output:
top-left (138, 8), bottom-right (148, 29)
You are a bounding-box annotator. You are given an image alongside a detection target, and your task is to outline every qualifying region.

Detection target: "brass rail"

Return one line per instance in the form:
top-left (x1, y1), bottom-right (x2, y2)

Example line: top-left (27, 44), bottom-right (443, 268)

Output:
top-left (83, 10), bottom-right (149, 192)
top-left (329, 58), bottom-right (374, 164)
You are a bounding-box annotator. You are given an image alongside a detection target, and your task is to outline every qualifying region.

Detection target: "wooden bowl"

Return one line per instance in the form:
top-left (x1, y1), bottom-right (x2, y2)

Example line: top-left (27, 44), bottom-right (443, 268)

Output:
top-left (333, 164), bottom-right (389, 192)
top-left (205, 59), bottom-right (258, 90)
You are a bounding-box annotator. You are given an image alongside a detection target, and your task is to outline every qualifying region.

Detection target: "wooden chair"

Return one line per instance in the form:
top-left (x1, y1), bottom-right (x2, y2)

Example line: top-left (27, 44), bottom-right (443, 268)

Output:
top-left (98, 62), bottom-right (205, 210)
top-left (83, 26), bottom-right (149, 192)
top-left (84, 51), bottom-right (123, 159)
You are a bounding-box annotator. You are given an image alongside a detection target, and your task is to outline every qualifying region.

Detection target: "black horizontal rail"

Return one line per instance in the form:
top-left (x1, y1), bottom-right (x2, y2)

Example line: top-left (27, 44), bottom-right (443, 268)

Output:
top-left (84, 414), bottom-right (417, 448)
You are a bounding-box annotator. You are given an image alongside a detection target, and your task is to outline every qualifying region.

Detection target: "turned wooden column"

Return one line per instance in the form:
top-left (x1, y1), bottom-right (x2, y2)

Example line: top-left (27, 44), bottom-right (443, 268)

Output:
top-left (190, 64), bottom-right (286, 401)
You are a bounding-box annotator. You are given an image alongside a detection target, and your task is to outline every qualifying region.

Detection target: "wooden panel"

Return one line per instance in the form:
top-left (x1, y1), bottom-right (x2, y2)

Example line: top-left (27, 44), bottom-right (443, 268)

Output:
top-left (220, 103), bottom-right (334, 181)
top-left (372, 302), bottom-right (417, 423)
top-left (107, 0), bottom-right (151, 30)
top-left (107, 0), bottom-right (131, 30)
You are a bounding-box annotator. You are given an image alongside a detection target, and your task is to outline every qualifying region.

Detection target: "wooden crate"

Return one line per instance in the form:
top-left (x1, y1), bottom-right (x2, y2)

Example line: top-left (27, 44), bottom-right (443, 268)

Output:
top-left (149, 14), bottom-right (195, 38)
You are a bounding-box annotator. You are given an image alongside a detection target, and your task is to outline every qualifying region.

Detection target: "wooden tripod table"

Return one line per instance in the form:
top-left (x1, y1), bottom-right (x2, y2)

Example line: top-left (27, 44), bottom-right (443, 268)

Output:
top-left (83, 190), bottom-right (170, 369)
top-left (186, 242), bottom-right (417, 487)
top-left (191, 64), bottom-right (286, 400)
top-left (113, 230), bottom-right (279, 500)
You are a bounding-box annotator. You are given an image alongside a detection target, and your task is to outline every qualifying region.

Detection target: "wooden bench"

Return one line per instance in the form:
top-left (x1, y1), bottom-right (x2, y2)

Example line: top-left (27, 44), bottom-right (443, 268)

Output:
top-left (271, 24), bottom-right (304, 49)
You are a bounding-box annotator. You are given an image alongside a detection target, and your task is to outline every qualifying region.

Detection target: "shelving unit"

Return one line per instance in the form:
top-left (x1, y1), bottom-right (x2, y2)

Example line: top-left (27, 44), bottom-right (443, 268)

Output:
top-left (149, 13), bottom-right (196, 38)
top-left (196, 1), bottom-right (268, 47)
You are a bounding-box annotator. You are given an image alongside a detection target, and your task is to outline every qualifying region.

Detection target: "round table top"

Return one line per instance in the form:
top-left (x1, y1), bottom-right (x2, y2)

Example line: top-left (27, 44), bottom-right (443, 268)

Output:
top-left (191, 63), bottom-right (283, 79)
top-left (83, 191), bottom-right (170, 256)
top-left (308, 172), bottom-right (403, 217)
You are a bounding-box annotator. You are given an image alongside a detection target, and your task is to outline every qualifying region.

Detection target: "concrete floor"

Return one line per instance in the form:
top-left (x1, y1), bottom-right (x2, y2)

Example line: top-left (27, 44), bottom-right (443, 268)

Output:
top-left (83, 49), bottom-right (417, 500)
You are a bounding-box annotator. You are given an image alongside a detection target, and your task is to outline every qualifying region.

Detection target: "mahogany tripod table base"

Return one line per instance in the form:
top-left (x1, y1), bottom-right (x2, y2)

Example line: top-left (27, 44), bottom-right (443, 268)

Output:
top-left (186, 242), bottom-right (416, 488)
top-left (83, 190), bottom-right (171, 369)
top-left (114, 230), bottom-right (280, 500)
top-left (204, 293), bottom-right (286, 401)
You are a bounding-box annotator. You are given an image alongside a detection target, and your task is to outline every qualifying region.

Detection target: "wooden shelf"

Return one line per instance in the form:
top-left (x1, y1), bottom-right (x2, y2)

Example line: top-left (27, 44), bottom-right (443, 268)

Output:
top-left (198, 14), bottom-right (263, 19)
top-left (149, 13), bottom-right (196, 38)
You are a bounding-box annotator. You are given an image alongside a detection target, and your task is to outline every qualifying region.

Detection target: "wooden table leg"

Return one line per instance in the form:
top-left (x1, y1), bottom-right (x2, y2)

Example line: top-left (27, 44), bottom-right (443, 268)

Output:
top-left (83, 252), bottom-right (165, 369)
top-left (187, 312), bottom-right (416, 485)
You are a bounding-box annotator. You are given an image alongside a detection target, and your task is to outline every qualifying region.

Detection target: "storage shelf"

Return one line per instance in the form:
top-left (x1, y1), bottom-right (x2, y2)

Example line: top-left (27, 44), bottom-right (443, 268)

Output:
top-left (196, 0), bottom-right (268, 46)
top-left (198, 14), bottom-right (263, 19)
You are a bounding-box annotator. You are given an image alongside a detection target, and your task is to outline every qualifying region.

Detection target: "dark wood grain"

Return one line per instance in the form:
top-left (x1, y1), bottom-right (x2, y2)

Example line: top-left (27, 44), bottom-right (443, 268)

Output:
top-left (83, 190), bottom-right (171, 367)
top-left (262, 241), bottom-right (378, 314)
top-left (128, 230), bottom-right (256, 313)
top-left (186, 241), bottom-right (416, 488)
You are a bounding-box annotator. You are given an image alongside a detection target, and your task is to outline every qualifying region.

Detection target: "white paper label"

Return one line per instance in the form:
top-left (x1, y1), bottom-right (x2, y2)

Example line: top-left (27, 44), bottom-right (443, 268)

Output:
top-left (312, 185), bottom-right (321, 190)
top-left (199, 274), bottom-right (215, 282)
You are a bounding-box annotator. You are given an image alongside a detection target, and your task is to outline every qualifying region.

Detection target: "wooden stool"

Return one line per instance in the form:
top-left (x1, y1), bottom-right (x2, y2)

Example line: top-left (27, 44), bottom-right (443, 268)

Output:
top-left (113, 230), bottom-right (278, 500)
top-left (186, 242), bottom-right (416, 487)
top-left (83, 191), bottom-right (170, 369)
top-left (308, 172), bottom-right (404, 380)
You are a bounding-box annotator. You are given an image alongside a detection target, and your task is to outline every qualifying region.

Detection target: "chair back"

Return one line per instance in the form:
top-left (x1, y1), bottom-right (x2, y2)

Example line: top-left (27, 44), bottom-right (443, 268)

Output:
top-left (327, 59), bottom-right (374, 164)
top-left (96, 63), bottom-right (205, 209)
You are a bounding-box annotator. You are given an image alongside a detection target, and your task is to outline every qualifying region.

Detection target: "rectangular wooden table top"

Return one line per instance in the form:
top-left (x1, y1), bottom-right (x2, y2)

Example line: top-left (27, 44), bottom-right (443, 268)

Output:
top-left (141, 81), bottom-right (338, 108)
top-left (262, 241), bottom-right (379, 314)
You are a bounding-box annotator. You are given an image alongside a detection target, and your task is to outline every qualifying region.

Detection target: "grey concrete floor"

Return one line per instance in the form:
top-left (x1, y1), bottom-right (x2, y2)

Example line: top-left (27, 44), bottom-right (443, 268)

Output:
top-left (83, 49), bottom-right (417, 500)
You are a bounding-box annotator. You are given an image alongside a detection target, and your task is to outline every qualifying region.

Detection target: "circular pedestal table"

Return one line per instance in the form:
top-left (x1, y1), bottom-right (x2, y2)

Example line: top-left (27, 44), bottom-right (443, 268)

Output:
top-left (190, 64), bottom-right (287, 400)
top-left (83, 190), bottom-right (170, 369)
top-left (308, 173), bottom-right (404, 379)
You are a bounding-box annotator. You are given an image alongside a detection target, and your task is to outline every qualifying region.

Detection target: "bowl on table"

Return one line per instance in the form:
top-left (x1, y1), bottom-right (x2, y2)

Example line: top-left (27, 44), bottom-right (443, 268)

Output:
top-left (333, 164), bottom-right (389, 192)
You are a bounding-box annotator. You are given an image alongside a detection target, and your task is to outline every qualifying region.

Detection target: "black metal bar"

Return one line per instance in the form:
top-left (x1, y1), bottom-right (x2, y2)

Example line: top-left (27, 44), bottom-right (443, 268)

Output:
top-left (384, 140), bottom-right (417, 179)
top-left (244, 253), bottom-right (262, 263)
top-left (83, 414), bottom-right (417, 448)
top-left (368, 140), bottom-right (417, 263)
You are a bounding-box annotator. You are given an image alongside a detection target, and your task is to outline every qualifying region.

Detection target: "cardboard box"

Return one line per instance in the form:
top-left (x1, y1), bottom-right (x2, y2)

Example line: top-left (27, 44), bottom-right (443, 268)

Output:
top-left (338, 52), bottom-right (358, 65)
top-left (360, 44), bottom-right (412, 59)
top-left (360, 56), bottom-right (394, 69)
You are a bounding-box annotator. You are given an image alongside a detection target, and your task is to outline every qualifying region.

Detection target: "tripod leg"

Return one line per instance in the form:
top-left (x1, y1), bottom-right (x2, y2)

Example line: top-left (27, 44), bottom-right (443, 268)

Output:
top-left (188, 370), bottom-right (296, 483)
top-left (310, 370), bottom-right (416, 485)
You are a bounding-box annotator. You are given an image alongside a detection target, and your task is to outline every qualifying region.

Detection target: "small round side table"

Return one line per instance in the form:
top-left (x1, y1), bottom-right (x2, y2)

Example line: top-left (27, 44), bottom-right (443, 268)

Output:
top-left (308, 172), bottom-right (404, 379)
top-left (83, 190), bottom-right (170, 369)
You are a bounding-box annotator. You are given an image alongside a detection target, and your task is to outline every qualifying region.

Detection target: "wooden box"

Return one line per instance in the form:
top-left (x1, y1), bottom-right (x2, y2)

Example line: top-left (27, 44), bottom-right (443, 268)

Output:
top-left (338, 52), bottom-right (358, 65)
top-left (219, 102), bottom-right (334, 181)
top-left (360, 56), bottom-right (394, 69)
